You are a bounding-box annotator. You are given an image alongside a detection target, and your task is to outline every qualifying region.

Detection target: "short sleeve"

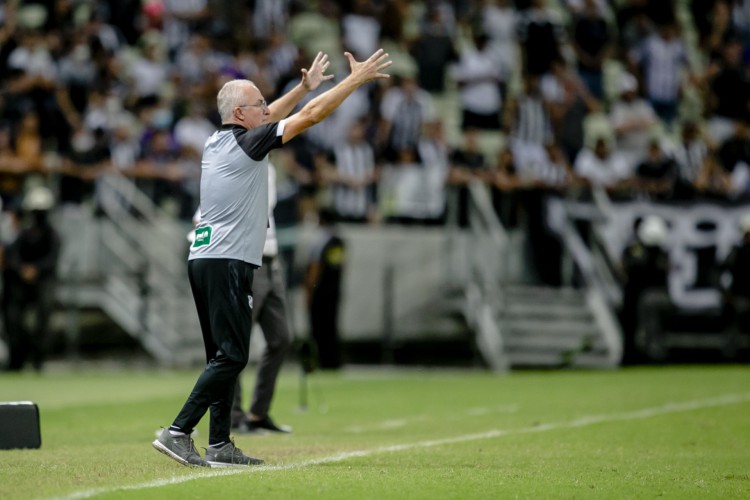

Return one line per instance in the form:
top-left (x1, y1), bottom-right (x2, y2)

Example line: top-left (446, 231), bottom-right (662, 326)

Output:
top-left (233, 121), bottom-right (285, 161)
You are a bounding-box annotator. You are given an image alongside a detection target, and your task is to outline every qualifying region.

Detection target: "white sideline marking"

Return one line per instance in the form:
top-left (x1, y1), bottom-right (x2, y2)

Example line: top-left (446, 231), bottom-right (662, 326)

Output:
top-left (344, 404), bottom-right (519, 433)
top-left (52, 393), bottom-right (750, 500)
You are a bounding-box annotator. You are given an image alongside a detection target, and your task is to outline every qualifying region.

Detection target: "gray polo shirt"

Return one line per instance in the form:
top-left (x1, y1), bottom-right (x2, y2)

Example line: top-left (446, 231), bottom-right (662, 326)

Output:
top-left (189, 120), bottom-right (286, 267)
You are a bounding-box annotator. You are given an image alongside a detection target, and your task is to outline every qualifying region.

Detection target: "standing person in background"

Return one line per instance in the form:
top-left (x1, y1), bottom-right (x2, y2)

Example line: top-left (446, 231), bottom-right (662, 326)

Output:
top-left (305, 208), bottom-right (346, 370)
top-left (719, 214), bottom-right (750, 336)
top-left (152, 49), bottom-right (392, 468)
top-left (3, 186), bottom-right (60, 372)
top-left (230, 163), bottom-right (293, 435)
top-left (620, 215), bottom-right (671, 364)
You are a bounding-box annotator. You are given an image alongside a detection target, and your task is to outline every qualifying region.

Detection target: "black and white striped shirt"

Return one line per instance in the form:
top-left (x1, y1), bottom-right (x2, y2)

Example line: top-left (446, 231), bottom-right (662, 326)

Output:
top-left (511, 94), bottom-right (552, 146)
top-left (333, 142), bottom-right (376, 219)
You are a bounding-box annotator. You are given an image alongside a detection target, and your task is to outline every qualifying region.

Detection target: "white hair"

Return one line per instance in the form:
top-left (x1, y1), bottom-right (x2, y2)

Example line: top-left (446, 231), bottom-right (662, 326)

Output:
top-left (217, 79), bottom-right (256, 122)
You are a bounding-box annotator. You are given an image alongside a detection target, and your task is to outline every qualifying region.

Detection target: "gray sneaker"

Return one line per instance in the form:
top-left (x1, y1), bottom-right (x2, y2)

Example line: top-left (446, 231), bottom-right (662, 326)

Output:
top-left (152, 428), bottom-right (209, 467)
top-left (205, 439), bottom-right (264, 467)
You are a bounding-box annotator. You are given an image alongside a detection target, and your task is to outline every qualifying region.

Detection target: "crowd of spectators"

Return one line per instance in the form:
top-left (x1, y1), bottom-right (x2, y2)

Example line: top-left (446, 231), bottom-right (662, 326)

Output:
top-left (0, 0), bottom-right (748, 231)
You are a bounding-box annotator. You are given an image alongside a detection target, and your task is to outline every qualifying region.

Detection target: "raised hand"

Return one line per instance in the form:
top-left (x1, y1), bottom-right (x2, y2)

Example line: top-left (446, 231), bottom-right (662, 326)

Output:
top-left (345, 49), bottom-right (392, 84)
top-left (301, 51), bottom-right (334, 91)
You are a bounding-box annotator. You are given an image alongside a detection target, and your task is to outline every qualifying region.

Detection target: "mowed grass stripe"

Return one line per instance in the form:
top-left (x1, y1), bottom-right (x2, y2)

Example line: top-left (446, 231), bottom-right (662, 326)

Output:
top-left (52, 392), bottom-right (750, 500)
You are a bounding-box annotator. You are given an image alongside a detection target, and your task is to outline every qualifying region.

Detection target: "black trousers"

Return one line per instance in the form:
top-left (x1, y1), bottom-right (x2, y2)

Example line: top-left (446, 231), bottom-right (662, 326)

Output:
top-left (231, 256), bottom-right (292, 426)
top-left (3, 277), bottom-right (55, 371)
top-left (172, 258), bottom-right (255, 445)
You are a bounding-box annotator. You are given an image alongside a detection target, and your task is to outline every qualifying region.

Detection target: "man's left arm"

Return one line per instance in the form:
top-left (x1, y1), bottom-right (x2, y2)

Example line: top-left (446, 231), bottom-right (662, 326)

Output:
top-left (267, 51), bottom-right (333, 122)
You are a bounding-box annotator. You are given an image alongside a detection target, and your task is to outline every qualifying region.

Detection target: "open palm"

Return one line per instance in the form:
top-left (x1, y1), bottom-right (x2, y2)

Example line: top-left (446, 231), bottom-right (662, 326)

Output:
top-left (302, 51), bottom-right (334, 91)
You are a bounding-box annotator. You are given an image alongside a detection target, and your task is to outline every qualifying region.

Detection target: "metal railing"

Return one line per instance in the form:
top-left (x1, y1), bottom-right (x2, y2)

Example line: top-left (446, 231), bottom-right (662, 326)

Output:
top-left (558, 186), bottom-right (624, 366)
top-left (445, 181), bottom-right (510, 372)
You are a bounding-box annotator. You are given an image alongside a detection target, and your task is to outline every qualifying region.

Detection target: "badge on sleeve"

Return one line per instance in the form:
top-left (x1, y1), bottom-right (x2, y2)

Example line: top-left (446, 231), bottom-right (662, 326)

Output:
top-left (193, 226), bottom-right (212, 248)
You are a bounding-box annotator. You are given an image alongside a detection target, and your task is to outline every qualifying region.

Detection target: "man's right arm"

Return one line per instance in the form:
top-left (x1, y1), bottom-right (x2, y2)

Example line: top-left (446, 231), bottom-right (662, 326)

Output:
top-left (281, 49), bottom-right (392, 144)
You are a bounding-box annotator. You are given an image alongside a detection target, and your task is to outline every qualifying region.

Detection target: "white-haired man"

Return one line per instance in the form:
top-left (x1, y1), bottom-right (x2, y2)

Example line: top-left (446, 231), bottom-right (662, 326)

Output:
top-left (153, 49), bottom-right (392, 468)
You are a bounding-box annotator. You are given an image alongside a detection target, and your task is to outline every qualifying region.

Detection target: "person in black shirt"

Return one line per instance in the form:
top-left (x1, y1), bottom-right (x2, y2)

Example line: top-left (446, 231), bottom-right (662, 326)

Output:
top-left (2, 186), bottom-right (60, 371)
top-left (633, 139), bottom-right (677, 200)
top-left (305, 209), bottom-right (345, 369)
top-left (620, 214), bottom-right (671, 363)
top-left (719, 214), bottom-right (750, 335)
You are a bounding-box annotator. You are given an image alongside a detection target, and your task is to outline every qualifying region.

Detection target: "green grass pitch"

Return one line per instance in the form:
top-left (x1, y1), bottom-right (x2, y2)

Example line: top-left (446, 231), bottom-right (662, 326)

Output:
top-left (0, 365), bottom-right (748, 499)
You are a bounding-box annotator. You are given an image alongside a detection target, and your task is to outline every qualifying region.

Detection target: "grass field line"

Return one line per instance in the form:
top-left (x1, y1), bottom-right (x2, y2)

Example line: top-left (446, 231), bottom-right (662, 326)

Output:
top-left (344, 404), bottom-right (519, 433)
top-left (53, 392), bottom-right (750, 500)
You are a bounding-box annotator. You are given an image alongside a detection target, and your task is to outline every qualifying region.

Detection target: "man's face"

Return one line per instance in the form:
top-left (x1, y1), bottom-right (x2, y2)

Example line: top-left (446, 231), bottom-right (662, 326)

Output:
top-left (233, 85), bottom-right (270, 129)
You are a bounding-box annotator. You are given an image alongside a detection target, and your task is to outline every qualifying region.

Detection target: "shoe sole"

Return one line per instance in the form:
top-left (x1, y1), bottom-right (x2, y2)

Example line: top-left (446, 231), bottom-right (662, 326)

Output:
top-left (206, 459), bottom-right (264, 468)
top-left (152, 439), bottom-right (208, 467)
top-left (245, 426), bottom-right (292, 434)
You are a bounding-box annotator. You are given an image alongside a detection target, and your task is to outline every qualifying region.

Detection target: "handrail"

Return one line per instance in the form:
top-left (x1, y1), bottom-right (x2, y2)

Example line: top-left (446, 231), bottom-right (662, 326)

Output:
top-left (558, 189), bottom-right (624, 366)
top-left (97, 172), bottom-right (187, 287)
top-left (462, 180), bottom-right (510, 372)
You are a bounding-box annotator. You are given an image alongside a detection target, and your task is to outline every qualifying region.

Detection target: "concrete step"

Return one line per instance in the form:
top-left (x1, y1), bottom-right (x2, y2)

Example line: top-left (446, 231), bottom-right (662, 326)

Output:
top-left (503, 334), bottom-right (607, 352)
top-left (506, 350), bottom-right (614, 368)
top-left (501, 319), bottom-right (600, 338)
top-left (502, 302), bottom-right (592, 321)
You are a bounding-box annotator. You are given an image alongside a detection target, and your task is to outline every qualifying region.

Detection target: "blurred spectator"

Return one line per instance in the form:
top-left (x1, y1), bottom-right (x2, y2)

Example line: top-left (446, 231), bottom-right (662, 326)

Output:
top-left (55, 36), bottom-right (97, 132)
top-left (574, 136), bottom-right (631, 192)
top-left (81, 88), bottom-right (120, 135)
top-left (341, 0), bottom-right (380, 61)
top-left (610, 72), bottom-right (658, 172)
top-left (378, 75), bottom-right (434, 159)
top-left (100, 0), bottom-right (142, 46)
top-left (449, 128), bottom-right (487, 227)
top-left (410, 4), bottom-right (458, 93)
top-left (451, 32), bottom-right (504, 131)
top-left (379, 0), bottom-right (409, 44)
top-left (14, 110), bottom-right (43, 171)
top-left (522, 143), bottom-right (570, 286)
top-left (0, 125), bottom-right (28, 208)
top-left (632, 138), bottom-right (677, 200)
top-left (717, 120), bottom-right (750, 198)
top-left (719, 213), bottom-right (750, 335)
top-left (668, 121), bottom-right (713, 200)
top-left (691, 0), bottom-right (720, 51)
top-left (266, 31), bottom-right (300, 95)
top-left (108, 115), bottom-right (141, 171)
top-left (733, 0), bottom-right (750, 45)
top-left (5, 29), bottom-right (60, 142)
top-left (694, 152), bottom-right (733, 198)
top-left (331, 120), bottom-right (378, 223)
top-left (504, 73), bottom-right (553, 172)
top-left (615, 0), bottom-right (656, 59)
top-left (695, 0), bottom-right (733, 55)
top-left (251, 0), bottom-right (292, 43)
top-left (2, 185), bottom-right (60, 371)
top-left (135, 124), bottom-right (192, 216)
top-left (571, 0), bottom-right (612, 99)
top-left (479, 0), bottom-right (518, 84)
top-left (620, 214), bottom-right (671, 364)
top-left (174, 102), bottom-right (215, 159)
top-left (380, 147), bottom-right (442, 224)
top-left (542, 57), bottom-right (601, 164)
top-left (305, 208), bottom-right (345, 370)
top-left (60, 127), bottom-right (110, 206)
top-left (174, 33), bottom-right (227, 90)
top-left (125, 32), bottom-right (169, 106)
top-left (628, 21), bottom-right (691, 127)
top-left (416, 118), bottom-right (451, 223)
top-left (516, 0), bottom-right (565, 76)
top-left (161, 0), bottom-right (211, 59)
top-left (487, 146), bottom-right (523, 228)
top-left (704, 36), bottom-right (750, 145)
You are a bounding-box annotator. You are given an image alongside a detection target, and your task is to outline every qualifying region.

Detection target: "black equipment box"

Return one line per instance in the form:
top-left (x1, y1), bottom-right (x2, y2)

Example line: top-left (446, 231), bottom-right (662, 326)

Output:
top-left (0, 402), bottom-right (41, 449)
